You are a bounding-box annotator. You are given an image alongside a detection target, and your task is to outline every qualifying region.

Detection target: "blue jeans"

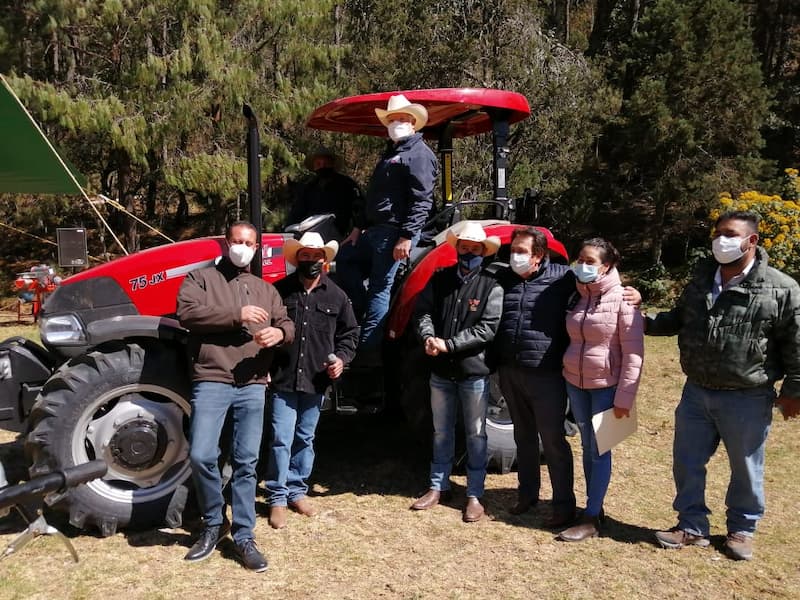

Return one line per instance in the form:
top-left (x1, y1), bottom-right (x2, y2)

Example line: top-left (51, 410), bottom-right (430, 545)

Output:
top-left (336, 225), bottom-right (417, 349)
top-left (429, 374), bottom-right (489, 498)
top-left (265, 390), bottom-right (324, 506)
top-left (189, 382), bottom-right (265, 544)
top-left (672, 381), bottom-right (775, 536)
top-left (566, 382), bottom-right (615, 517)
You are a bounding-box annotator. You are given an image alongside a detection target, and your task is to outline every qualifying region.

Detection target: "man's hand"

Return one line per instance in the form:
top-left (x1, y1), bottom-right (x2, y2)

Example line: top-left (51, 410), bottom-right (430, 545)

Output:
top-left (622, 286), bottom-right (642, 308)
top-left (342, 228), bottom-right (361, 247)
top-left (424, 337), bottom-right (448, 356)
top-left (776, 394), bottom-right (800, 420)
top-left (241, 305), bottom-right (269, 324)
top-left (254, 326), bottom-right (284, 348)
top-left (613, 406), bottom-right (630, 419)
top-left (393, 237), bottom-right (412, 261)
top-left (326, 355), bottom-right (344, 379)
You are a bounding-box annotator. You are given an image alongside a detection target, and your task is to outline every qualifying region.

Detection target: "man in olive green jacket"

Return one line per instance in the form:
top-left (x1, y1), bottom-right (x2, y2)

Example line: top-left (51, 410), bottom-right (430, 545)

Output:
top-left (646, 210), bottom-right (800, 562)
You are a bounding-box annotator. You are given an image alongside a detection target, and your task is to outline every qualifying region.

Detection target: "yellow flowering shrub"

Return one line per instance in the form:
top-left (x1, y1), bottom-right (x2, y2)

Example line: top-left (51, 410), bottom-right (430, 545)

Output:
top-left (710, 169), bottom-right (800, 274)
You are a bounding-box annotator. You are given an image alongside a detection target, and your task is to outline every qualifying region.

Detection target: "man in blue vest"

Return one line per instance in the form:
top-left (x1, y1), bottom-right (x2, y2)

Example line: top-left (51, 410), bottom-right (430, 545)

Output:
top-left (411, 222), bottom-right (503, 522)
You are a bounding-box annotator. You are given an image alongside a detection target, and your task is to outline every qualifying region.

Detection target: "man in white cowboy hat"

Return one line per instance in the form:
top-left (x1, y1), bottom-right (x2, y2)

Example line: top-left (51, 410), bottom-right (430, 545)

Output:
top-left (287, 146), bottom-right (363, 241)
top-left (265, 231), bottom-right (359, 529)
top-left (337, 93), bottom-right (438, 353)
top-left (411, 221), bottom-right (504, 522)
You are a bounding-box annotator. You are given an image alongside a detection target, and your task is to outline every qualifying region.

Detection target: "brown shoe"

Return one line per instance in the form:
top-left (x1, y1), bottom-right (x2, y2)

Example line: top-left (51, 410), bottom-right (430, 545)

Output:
top-left (725, 532), bottom-right (754, 561)
top-left (288, 496), bottom-right (318, 517)
top-left (509, 496), bottom-right (538, 515)
top-left (411, 489), bottom-right (450, 510)
top-left (268, 505), bottom-right (288, 529)
top-left (544, 507), bottom-right (576, 529)
top-left (557, 514), bottom-right (600, 542)
top-left (654, 527), bottom-right (710, 549)
top-left (463, 497), bottom-right (485, 523)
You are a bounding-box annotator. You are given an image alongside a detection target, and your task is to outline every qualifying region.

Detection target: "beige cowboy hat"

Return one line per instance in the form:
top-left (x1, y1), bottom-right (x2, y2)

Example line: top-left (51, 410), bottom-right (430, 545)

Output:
top-left (284, 231), bottom-right (339, 266)
top-left (446, 221), bottom-right (501, 257)
top-left (303, 146), bottom-right (343, 171)
top-left (375, 94), bottom-right (429, 129)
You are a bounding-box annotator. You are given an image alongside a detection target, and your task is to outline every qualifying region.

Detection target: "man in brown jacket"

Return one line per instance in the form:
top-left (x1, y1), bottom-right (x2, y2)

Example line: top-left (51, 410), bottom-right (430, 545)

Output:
top-left (177, 221), bottom-right (294, 572)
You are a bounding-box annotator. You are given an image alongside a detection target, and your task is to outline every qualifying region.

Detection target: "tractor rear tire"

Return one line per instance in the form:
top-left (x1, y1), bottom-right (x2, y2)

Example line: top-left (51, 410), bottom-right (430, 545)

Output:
top-left (25, 342), bottom-right (192, 536)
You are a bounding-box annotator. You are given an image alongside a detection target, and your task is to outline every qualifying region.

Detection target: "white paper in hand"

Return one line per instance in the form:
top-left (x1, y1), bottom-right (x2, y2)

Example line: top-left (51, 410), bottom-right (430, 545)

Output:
top-left (591, 405), bottom-right (637, 455)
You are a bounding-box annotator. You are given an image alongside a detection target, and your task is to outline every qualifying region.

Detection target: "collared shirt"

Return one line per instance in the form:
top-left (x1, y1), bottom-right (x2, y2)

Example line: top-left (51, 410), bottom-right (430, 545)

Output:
top-left (270, 273), bottom-right (359, 394)
top-left (711, 257), bottom-right (756, 303)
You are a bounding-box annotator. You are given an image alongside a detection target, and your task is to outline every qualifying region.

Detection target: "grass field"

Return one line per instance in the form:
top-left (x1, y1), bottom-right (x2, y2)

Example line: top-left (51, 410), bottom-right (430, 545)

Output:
top-left (0, 328), bottom-right (798, 599)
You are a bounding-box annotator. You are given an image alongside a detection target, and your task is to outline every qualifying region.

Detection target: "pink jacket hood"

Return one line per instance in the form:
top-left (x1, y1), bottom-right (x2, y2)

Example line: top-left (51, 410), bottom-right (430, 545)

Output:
top-left (562, 268), bottom-right (644, 409)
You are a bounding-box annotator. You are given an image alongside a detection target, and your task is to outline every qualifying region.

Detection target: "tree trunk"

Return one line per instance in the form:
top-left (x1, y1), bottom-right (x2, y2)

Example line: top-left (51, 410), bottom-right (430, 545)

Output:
top-left (651, 197), bottom-right (666, 265)
top-left (587, 0), bottom-right (618, 56)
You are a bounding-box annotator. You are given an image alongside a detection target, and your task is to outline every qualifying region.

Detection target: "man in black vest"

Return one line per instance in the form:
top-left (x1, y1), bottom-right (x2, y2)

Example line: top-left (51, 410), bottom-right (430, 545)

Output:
top-left (411, 222), bottom-right (503, 522)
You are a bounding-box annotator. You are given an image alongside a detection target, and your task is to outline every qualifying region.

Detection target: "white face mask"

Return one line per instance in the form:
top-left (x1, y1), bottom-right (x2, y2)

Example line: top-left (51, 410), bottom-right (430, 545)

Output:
top-left (229, 243), bottom-right (256, 268)
top-left (510, 252), bottom-right (532, 275)
top-left (712, 235), bottom-right (746, 265)
top-left (387, 121), bottom-right (415, 142)
top-left (573, 263), bottom-right (600, 283)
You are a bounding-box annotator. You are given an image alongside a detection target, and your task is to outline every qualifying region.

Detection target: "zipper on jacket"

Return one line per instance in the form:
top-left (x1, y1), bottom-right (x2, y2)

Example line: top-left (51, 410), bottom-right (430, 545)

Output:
top-left (578, 290), bottom-right (591, 389)
top-left (513, 280), bottom-right (526, 356)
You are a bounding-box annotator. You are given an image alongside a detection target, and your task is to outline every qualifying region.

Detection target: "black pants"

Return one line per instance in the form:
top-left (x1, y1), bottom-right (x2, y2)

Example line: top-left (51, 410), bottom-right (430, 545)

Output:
top-left (498, 365), bottom-right (575, 512)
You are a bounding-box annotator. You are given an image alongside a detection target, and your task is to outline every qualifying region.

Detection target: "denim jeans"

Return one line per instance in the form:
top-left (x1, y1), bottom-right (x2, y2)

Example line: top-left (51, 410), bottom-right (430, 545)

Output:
top-left (672, 380), bottom-right (775, 536)
top-left (336, 224), bottom-right (417, 350)
top-left (189, 382), bottom-right (265, 544)
top-left (429, 373), bottom-right (489, 498)
top-left (566, 382), bottom-right (615, 517)
top-left (265, 390), bottom-right (324, 506)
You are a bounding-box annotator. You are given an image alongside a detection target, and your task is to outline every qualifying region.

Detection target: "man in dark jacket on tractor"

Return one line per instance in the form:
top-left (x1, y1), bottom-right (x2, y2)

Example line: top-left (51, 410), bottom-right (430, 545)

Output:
top-left (648, 210), bottom-right (800, 561)
top-left (337, 94), bottom-right (437, 353)
top-left (411, 222), bottom-right (503, 523)
top-left (177, 221), bottom-right (295, 572)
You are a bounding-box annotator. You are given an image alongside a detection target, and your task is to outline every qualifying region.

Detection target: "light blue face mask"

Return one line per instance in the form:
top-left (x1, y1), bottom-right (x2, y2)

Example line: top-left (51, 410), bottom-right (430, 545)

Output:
top-left (572, 263), bottom-right (599, 283)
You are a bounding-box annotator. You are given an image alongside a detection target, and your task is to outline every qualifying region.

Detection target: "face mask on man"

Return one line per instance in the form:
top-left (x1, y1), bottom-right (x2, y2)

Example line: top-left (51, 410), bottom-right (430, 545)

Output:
top-left (297, 259), bottom-right (324, 279)
top-left (510, 252), bottom-right (532, 276)
top-left (387, 121), bottom-right (415, 142)
top-left (457, 252), bottom-right (483, 272)
top-left (229, 243), bottom-right (255, 268)
top-left (712, 235), bottom-right (746, 265)
top-left (572, 263), bottom-right (600, 284)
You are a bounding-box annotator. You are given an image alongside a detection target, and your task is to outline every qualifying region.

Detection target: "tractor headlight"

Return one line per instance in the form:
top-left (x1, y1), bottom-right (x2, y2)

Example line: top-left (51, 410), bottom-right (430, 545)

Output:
top-left (0, 351), bottom-right (11, 380)
top-left (40, 314), bottom-right (86, 345)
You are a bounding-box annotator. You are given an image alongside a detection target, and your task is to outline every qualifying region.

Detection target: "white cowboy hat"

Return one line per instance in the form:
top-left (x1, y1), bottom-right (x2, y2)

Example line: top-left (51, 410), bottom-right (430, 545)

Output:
top-left (375, 94), bottom-right (429, 129)
top-left (284, 231), bottom-right (339, 266)
top-left (446, 221), bottom-right (501, 257)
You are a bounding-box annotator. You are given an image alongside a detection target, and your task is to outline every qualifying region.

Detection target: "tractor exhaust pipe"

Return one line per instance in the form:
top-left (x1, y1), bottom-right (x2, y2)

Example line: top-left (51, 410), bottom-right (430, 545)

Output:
top-left (243, 104), bottom-right (262, 278)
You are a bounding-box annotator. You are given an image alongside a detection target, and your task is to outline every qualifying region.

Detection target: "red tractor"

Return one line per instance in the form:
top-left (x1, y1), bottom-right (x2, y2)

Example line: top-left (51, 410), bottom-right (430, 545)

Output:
top-left (0, 88), bottom-right (568, 536)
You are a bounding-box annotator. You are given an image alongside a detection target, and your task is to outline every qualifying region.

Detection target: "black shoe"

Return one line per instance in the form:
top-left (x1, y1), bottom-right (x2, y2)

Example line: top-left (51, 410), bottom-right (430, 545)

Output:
top-left (184, 520), bottom-right (231, 562)
top-left (235, 538), bottom-right (268, 572)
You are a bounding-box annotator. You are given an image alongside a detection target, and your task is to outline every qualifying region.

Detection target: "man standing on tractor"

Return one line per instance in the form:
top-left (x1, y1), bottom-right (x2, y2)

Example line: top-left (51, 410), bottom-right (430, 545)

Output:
top-left (411, 222), bottom-right (503, 523)
top-left (265, 232), bottom-right (359, 529)
top-left (177, 221), bottom-right (294, 572)
top-left (287, 147), bottom-right (363, 241)
top-left (337, 94), bottom-right (437, 354)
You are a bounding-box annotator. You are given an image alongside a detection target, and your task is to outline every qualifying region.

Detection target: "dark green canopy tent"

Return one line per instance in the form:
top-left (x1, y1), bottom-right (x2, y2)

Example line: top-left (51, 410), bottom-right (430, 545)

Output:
top-left (0, 75), bottom-right (84, 195)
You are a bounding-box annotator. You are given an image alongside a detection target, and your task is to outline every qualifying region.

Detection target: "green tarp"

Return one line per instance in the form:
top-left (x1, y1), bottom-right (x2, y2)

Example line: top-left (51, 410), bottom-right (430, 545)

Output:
top-left (0, 75), bottom-right (84, 195)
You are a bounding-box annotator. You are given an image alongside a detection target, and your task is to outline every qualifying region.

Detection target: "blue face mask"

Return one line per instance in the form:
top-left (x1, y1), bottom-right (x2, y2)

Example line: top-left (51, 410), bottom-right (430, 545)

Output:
top-left (458, 252), bottom-right (483, 272)
top-left (572, 263), bottom-right (599, 283)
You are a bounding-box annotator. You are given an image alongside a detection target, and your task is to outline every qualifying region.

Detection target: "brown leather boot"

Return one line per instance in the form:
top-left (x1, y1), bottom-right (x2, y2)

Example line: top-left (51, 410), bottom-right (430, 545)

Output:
top-left (289, 496), bottom-right (319, 517)
top-left (463, 497), bottom-right (485, 522)
top-left (268, 505), bottom-right (288, 529)
top-left (557, 514), bottom-right (600, 542)
top-left (411, 489), bottom-right (451, 510)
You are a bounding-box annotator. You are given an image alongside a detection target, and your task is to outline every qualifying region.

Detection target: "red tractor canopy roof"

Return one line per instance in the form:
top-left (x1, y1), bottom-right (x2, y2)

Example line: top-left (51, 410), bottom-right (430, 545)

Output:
top-left (306, 88), bottom-right (530, 139)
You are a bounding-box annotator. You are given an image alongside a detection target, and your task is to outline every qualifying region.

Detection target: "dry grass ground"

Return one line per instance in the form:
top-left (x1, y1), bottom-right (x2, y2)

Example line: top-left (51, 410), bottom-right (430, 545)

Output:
top-left (0, 328), bottom-right (798, 599)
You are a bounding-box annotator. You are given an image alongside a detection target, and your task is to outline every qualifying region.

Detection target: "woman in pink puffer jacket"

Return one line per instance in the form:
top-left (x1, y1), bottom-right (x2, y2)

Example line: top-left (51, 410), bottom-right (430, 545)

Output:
top-left (557, 238), bottom-right (644, 543)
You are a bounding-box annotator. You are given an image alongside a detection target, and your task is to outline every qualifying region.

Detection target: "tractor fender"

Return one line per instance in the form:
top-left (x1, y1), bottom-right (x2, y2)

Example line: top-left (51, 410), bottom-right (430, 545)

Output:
top-left (0, 336), bottom-right (57, 431)
top-left (85, 315), bottom-right (189, 347)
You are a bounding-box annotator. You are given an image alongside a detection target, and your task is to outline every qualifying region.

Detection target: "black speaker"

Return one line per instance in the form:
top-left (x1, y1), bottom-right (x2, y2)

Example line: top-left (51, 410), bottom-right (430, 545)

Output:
top-left (57, 228), bottom-right (88, 268)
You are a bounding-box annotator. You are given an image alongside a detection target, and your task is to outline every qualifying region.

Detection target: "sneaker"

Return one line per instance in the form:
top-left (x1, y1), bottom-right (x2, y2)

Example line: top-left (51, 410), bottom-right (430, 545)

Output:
top-left (654, 527), bottom-right (710, 549)
top-left (725, 532), bottom-right (754, 561)
top-left (184, 519), bottom-right (231, 562)
top-left (235, 538), bottom-right (268, 572)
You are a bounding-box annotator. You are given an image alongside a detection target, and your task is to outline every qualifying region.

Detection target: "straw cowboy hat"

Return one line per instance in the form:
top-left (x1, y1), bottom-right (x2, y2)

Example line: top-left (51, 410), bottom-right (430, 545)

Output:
top-left (284, 231), bottom-right (339, 266)
top-left (303, 146), bottom-right (343, 171)
top-left (375, 94), bottom-right (429, 129)
top-left (446, 221), bottom-right (501, 257)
